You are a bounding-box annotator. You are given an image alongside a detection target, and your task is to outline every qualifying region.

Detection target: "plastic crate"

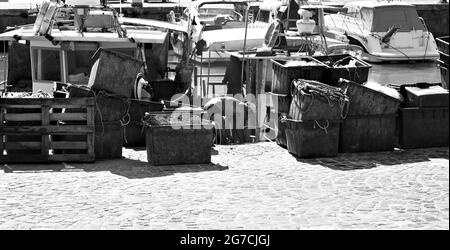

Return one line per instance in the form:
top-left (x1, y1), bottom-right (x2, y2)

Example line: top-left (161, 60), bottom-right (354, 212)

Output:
top-left (88, 48), bottom-right (144, 98)
top-left (123, 99), bottom-right (164, 147)
top-left (148, 79), bottom-right (178, 101)
top-left (68, 84), bottom-right (130, 122)
top-left (144, 112), bottom-right (214, 165)
top-left (403, 85), bottom-right (449, 108)
top-left (274, 114), bottom-right (287, 148)
top-left (271, 57), bottom-right (327, 95)
top-left (337, 79), bottom-right (401, 116)
top-left (268, 92), bottom-right (292, 114)
top-left (398, 107), bottom-right (449, 149)
top-left (289, 80), bottom-right (349, 120)
top-left (95, 121), bottom-right (123, 159)
top-left (284, 119), bottom-right (340, 158)
top-left (436, 36), bottom-right (449, 55)
top-left (340, 114), bottom-right (397, 153)
top-left (315, 55), bottom-right (372, 85)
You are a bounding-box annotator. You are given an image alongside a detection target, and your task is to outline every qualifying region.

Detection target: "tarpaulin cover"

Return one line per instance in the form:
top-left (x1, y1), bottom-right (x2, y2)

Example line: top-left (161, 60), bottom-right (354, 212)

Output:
top-left (365, 6), bottom-right (425, 32)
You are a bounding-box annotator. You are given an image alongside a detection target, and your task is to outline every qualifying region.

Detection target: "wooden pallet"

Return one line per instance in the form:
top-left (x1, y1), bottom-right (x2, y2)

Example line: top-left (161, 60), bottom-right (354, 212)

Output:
top-left (0, 97), bottom-right (95, 163)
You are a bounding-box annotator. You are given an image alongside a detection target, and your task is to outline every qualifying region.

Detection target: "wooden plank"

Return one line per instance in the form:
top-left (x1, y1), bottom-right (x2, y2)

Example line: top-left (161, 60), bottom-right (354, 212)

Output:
top-left (3, 142), bottom-right (41, 150)
top-left (0, 125), bottom-right (95, 134)
top-left (50, 113), bottom-right (87, 121)
top-left (50, 141), bottom-right (87, 150)
top-left (0, 154), bottom-right (95, 163)
top-left (41, 105), bottom-right (50, 157)
top-left (0, 106), bottom-right (3, 155)
top-left (4, 113), bottom-right (41, 121)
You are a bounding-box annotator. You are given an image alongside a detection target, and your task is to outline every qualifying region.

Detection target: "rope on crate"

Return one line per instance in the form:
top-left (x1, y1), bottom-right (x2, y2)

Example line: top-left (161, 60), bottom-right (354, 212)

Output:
top-left (291, 79), bottom-right (350, 119)
top-left (313, 119), bottom-right (330, 134)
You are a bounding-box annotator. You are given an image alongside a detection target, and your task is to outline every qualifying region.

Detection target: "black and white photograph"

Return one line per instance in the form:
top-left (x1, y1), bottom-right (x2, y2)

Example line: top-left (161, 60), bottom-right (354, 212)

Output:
top-left (0, 0), bottom-right (448, 236)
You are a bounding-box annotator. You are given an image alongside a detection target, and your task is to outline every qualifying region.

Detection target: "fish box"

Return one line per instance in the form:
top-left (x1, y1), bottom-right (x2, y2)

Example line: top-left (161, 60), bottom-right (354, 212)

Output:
top-left (95, 121), bottom-right (123, 160)
top-left (268, 92), bottom-right (292, 114)
top-left (271, 57), bottom-right (327, 95)
top-left (398, 107), bottom-right (449, 149)
top-left (284, 119), bottom-right (341, 158)
top-left (337, 79), bottom-right (401, 116)
top-left (403, 85), bottom-right (449, 108)
top-left (289, 79), bottom-right (349, 120)
top-left (339, 114), bottom-right (397, 153)
top-left (68, 84), bottom-right (130, 122)
top-left (123, 99), bottom-right (164, 147)
top-left (88, 48), bottom-right (144, 98)
top-left (144, 112), bottom-right (214, 165)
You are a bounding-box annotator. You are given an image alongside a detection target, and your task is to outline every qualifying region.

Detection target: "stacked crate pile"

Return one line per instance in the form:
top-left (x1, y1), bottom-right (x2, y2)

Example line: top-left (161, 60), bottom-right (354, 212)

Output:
top-left (269, 57), bottom-right (328, 148)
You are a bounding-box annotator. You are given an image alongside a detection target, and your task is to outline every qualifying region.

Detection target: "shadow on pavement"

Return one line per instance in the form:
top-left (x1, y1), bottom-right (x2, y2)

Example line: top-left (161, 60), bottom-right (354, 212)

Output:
top-left (1, 158), bottom-right (229, 179)
top-left (296, 147), bottom-right (448, 171)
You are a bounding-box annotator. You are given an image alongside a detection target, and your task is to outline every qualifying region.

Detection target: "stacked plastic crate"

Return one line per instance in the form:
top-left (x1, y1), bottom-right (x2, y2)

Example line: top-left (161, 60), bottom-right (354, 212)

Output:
top-left (269, 57), bottom-right (328, 149)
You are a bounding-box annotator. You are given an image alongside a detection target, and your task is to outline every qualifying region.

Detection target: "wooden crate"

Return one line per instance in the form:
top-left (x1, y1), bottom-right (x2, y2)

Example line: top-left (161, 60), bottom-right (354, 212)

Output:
top-left (0, 97), bottom-right (95, 163)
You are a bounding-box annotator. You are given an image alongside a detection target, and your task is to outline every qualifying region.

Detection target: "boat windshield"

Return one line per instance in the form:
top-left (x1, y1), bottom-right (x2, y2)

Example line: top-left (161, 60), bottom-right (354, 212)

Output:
top-left (368, 6), bottom-right (425, 32)
top-left (198, 4), bottom-right (243, 19)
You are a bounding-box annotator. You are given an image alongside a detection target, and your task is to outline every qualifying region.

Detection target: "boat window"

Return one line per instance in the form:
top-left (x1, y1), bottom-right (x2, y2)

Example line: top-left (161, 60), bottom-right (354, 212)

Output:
top-left (372, 6), bottom-right (425, 32)
top-left (31, 48), bottom-right (61, 82)
top-left (67, 50), bottom-right (94, 85)
top-left (360, 8), bottom-right (373, 31)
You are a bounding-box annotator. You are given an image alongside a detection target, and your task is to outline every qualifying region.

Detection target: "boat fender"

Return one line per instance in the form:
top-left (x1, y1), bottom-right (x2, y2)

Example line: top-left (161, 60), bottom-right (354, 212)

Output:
top-left (33, 0), bottom-right (51, 35)
top-left (264, 20), bottom-right (281, 47)
top-left (38, 1), bottom-right (58, 36)
top-left (168, 10), bottom-right (176, 23)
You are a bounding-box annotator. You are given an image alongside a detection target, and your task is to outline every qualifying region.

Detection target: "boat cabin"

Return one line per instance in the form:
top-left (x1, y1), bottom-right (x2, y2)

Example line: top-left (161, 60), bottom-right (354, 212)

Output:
top-left (0, 1), bottom-right (171, 94)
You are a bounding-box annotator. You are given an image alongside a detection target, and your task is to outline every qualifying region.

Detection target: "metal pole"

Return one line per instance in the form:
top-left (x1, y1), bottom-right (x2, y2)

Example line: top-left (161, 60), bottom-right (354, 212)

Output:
top-left (240, 5), bottom-right (250, 96)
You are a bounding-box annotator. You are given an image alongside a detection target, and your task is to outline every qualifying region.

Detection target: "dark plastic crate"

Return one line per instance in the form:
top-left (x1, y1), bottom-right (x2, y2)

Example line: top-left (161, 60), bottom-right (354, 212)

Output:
top-left (337, 79), bottom-right (401, 116)
top-left (88, 48), bottom-right (144, 98)
top-left (315, 55), bottom-right (372, 85)
top-left (144, 112), bottom-right (214, 165)
top-left (289, 80), bottom-right (349, 120)
top-left (398, 107), bottom-right (449, 149)
top-left (95, 121), bottom-right (123, 159)
top-left (403, 85), bottom-right (449, 108)
top-left (149, 79), bottom-right (178, 101)
top-left (436, 36), bottom-right (449, 55)
top-left (123, 99), bottom-right (164, 147)
top-left (68, 84), bottom-right (130, 122)
top-left (271, 57), bottom-right (327, 95)
top-left (284, 119), bottom-right (340, 158)
top-left (145, 124), bottom-right (213, 165)
top-left (268, 92), bottom-right (292, 114)
top-left (274, 114), bottom-right (287, 148)
top-left (340, 114), bottom-right (397, 153)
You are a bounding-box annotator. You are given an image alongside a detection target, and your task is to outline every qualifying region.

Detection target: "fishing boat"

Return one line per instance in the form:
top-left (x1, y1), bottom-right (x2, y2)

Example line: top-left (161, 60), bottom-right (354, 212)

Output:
top-left (0, 0), bottom-right (188, 97)
top-left (169, 0), bottom-right (268, 62)
top-left (324, 1), bottom-right (440, 62)
top-left (173, 0), bottom-right (363, 63)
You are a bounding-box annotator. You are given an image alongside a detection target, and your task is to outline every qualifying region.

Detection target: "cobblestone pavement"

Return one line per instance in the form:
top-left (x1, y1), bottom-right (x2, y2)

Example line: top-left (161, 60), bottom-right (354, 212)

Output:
top-left (0, 143), bottom-right (448, 230)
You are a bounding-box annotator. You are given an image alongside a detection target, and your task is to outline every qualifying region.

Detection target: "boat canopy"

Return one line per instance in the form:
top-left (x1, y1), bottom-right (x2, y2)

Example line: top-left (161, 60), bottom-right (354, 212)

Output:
top-left (361, 5), bottom-right (425, 32)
